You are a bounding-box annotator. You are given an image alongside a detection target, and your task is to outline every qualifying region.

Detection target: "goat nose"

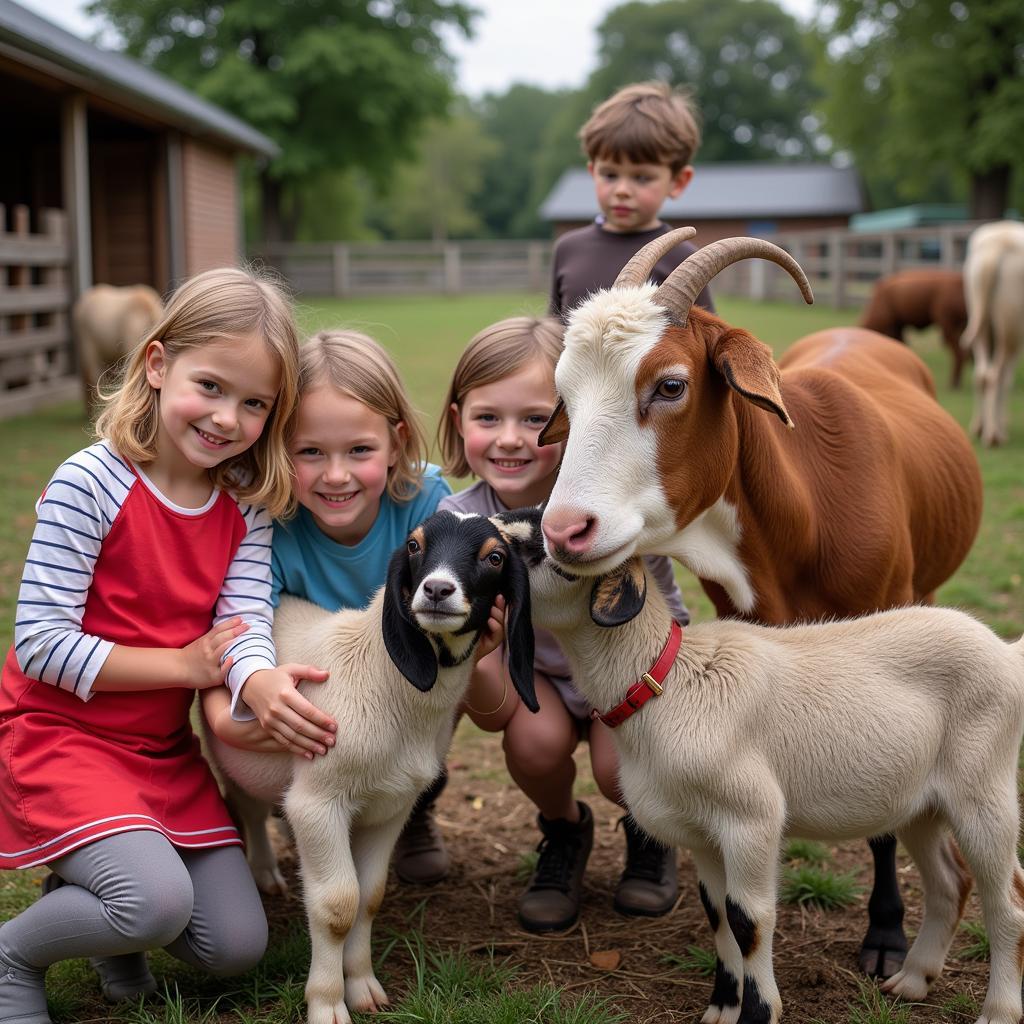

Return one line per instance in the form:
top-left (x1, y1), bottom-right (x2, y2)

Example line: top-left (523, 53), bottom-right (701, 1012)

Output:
top-left (542, 507), bottom-right (598, 555)
top-left (422, 577), bottom-right (455, 602)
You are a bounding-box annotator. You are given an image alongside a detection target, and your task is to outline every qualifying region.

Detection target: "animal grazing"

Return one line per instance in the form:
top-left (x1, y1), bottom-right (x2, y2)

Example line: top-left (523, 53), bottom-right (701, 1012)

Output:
top-left (538, 227), bottom-right (983, 978)
top-left (859, 268), bottom-right (969, 388)
top-left (960, 220), bottom-right (1024, 447)
top-left (206, 511), bottom-right (537, 1024)
top-left (496, 505), bottom-right (1024, 1024)
top-left (72, 283), bottom-right (163, 407)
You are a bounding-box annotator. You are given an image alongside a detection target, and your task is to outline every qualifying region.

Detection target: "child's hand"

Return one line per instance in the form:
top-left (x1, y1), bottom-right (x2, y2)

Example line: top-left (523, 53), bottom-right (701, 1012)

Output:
top-left (180, 618), bottom-right (249, 689)
top-left (241, 665), bottom-right (335, 760)
top-left (475, 595), bottom-right (506, 661)
top-left (200, 687), bottom-right (282, 753)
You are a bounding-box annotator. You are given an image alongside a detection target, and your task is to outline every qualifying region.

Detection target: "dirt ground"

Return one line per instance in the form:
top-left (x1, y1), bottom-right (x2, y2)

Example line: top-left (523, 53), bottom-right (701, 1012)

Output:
top-left (262, 722), bottom-right (994, 1024)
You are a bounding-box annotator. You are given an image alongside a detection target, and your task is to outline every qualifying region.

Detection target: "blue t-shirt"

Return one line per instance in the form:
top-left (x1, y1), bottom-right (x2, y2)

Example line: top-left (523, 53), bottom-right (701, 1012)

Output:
top-left (271, 465), bottom-right (451, 611)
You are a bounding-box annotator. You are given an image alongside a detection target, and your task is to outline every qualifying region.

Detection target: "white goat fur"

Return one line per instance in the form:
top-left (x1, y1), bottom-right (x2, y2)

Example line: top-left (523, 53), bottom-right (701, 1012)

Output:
top-left (518, 532), bottom-right (1024, 1024)
top-left (207, 592), bottom-right (473, 1024)
top-left (961, 220), bottom-right (1024, 447)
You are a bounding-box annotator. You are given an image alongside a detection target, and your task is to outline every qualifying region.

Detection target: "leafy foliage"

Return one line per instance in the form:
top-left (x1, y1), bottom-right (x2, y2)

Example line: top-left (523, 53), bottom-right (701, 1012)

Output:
top-left (817, 0), bottom-right (1024, 215)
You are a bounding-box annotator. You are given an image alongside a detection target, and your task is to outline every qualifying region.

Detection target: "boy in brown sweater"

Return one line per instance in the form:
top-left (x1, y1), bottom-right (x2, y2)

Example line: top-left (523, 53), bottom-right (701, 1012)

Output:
top-left (549, 81), bottom-right (714, 320)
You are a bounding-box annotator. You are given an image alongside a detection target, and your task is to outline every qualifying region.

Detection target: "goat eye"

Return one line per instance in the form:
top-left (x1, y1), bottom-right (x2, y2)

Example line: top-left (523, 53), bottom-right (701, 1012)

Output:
top-left (656, 378), bottom-right (686, 400)
top-left (407, 539), bottom-right (420, 554)
top-left (486, 551), bottom-right (504, 567)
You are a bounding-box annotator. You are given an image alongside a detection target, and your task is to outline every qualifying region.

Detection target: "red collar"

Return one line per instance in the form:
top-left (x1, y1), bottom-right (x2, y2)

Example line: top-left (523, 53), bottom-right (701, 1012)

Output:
top-left (591, 620), bottom-right (682, 729)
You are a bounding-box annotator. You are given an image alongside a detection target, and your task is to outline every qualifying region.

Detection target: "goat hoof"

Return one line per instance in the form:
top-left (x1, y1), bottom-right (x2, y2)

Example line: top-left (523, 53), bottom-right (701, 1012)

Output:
top-left (701, 1004), bottom-right (740, 1024)
top-left (345, 974), bottom-right (389, 1013)
top-left (880, 967), bottom-right (931, 1001)
top-left (306, 997), bottom-right (351, 1024)
top-left (858, 935), bottom-right (907, 979)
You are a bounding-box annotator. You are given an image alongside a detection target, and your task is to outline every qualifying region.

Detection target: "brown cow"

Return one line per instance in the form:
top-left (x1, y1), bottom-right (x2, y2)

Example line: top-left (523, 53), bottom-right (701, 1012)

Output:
top-left (859, 268), bottom-right (969, 388)
top-left (539, 229), bottom-right (984, 989)
top-left (72, 284), bottom-right (163, 409)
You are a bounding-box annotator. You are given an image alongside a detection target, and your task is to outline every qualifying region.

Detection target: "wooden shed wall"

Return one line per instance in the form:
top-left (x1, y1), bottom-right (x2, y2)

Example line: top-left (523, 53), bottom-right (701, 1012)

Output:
top-left (181, 140), bottom-right (239, 273)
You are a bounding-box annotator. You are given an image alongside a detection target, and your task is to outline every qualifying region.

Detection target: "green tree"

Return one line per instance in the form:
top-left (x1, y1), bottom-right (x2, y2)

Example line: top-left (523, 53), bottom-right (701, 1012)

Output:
top-left (87, 0), bottom-right (475, 241)
top-left (370, 114), bottom-right (498, 240)
top-left (586, 0), bottom-right (824, 162)
top-left (819, 0), bottom-right (1024, 218)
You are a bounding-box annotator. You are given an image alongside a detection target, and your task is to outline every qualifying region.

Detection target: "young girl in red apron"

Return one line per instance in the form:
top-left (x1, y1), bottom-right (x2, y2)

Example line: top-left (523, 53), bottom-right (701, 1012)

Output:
top-left (0, 268), bottom-right (328, 1023)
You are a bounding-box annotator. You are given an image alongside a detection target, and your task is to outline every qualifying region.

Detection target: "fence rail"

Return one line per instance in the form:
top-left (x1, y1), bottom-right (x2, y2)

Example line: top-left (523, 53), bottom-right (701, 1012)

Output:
top-left (0, 206), bottom-right (79, 421)
top-left (256, 224), bottom-right (982, 309)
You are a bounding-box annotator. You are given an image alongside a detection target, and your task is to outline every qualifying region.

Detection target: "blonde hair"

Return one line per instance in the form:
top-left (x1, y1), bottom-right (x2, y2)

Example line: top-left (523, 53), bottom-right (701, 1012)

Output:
top-left (439, 316), bottom-right (564, 479)
top-left (296, 330), bottom-right (428, 507)
top-left (94, 267), bottom-right (300, 519)
top-left (580, 81), bottom-right (702, 174)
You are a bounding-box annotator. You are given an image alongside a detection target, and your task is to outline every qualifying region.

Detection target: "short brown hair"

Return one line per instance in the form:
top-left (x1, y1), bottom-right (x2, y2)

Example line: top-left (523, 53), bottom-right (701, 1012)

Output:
top-left (580, 81), bottom-right (701, 173)
top-left (438, 316), bottom-right (564, 480)
top-left (296, 330), bottom-right (429, 509)
top-left (94, 266), bottom-right (299, 518)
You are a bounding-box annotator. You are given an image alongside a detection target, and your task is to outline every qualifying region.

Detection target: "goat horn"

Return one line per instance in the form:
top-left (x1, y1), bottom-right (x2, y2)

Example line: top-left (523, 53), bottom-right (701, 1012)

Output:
top-left (654, 237), bottom-right (814, 323)
top-left (612, 226), bottom-right (698, 289)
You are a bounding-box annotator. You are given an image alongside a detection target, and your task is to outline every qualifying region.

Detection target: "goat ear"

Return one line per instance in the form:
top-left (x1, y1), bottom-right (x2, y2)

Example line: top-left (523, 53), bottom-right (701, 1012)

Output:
top-left (590, 557), bottom-right (647, 627)
top-left (502, 550), bottom-right (539, 712)
top-left (538, 399), bottom-right (569, 446)
top-left (382, 547), bottom-right (438, 692)
top-left (712, 327), bottom-right (794, 428)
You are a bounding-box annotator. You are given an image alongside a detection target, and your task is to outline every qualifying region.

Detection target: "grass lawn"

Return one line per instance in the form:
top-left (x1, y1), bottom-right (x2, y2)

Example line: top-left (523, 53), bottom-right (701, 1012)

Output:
top-left (0, 289), bottom-right (1020, 1022)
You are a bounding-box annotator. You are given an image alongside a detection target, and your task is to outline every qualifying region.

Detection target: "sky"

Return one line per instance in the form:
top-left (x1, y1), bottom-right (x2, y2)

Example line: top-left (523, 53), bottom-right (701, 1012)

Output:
top-left (19, 0), bottom-right (818, 98)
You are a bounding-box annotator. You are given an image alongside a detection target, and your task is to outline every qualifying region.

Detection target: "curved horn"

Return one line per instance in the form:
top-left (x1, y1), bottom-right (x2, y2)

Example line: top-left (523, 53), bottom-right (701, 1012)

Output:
top-left (613, 226), bottom-right (697, 289)
top-left (654, 237), bottom-right (814, 323)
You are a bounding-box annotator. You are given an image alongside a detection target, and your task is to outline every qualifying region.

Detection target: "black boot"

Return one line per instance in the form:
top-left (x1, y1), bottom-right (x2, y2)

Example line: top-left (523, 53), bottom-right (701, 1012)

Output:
top-left (394, 769), bottom-right (450, 885)
top-left (517, 801), bottom-right (594, 933)
top-left (613, 816), bottom-right (678, 916)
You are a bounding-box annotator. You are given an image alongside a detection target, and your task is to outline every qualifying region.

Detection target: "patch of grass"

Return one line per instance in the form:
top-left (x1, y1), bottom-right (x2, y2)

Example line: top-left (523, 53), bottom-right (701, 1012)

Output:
top-left (783, 838), bottom-right (831, 866)
top-left (958, 919), bottom-right (989, 961)
top-left (516, 850), bottom-right (539, 883)
top-left (779, 864), bottom-right (862, 910)
top-left (846, 980), bottom-right (913, 1024)
top-left (661, 944), bottom-right (718, 976)
top-left (940, 991), bottom-right (978, 1019)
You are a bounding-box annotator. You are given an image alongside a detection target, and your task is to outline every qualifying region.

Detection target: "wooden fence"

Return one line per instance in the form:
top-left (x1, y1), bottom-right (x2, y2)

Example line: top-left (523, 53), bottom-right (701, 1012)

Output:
top-left (256, 224), bottom-right (980, 308)
top-left (0, 206), bottom-right (78, 420)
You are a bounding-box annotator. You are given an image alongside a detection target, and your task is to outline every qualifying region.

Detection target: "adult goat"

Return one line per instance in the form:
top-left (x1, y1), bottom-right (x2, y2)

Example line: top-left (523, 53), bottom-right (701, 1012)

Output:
top-left (960, 220), bottom-right (1024, 447)
top-left (538, 227), bottom-right (983, 977)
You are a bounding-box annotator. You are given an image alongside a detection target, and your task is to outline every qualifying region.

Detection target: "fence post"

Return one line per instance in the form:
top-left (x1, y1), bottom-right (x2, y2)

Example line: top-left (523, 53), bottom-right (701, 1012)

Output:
top-left (443, 244), bottom-right (461, 294)
top-left (527, 242), bottom-right (545, 292)
top-left (939, 226), bottom-right (956, 268)
top-left (881, 233), bottom-right (897, 276)
top-left (749, 259), bottom-right (767, 301)
top-left (829, 230), bottom-right (847, 307)
top-left (332, 244), bottom-right (350, 297)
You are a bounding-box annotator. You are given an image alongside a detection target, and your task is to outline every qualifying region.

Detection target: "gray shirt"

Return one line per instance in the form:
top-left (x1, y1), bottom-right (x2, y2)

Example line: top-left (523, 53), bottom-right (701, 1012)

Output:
top-left (439, 481), bottom-right (690, 717)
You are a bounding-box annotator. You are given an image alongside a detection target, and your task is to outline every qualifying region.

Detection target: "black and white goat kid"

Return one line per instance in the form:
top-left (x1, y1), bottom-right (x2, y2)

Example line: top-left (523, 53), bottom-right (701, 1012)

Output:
top-left (205, 511), bottom-right (537, 1024)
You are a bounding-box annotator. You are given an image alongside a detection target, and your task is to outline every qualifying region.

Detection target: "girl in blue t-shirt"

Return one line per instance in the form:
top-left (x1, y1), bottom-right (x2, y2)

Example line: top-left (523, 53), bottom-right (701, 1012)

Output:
top-left (203, 329), bottom-right (454, 882)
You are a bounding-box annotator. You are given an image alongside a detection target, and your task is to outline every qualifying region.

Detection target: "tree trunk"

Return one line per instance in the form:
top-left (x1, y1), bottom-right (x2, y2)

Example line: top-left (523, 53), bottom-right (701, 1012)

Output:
top-left (260, 172), bottom-right (285, 243)
top-left (969, 165), bottom-right (1010, 221)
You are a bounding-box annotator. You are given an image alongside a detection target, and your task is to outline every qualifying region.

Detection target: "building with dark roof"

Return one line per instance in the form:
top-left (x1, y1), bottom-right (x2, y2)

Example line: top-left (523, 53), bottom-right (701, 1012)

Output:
top-left (0, 0), bottom-right (277, 416)
top-left (540, 163), bottom-right (865, 243)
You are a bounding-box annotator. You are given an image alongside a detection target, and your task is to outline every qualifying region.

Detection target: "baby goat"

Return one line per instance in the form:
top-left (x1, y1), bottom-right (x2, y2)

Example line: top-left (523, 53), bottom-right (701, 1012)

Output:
top-left (495, 506), bottom-right (1024, 1024)
top-left (207, 511), bottom-right (536, 1024)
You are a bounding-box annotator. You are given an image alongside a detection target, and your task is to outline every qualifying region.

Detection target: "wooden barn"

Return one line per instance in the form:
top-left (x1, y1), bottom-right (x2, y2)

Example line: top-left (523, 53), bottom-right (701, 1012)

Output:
top-left (540, 163), bottom-right (865, 243)
top-left (0, 0), bottom-right (277, 418)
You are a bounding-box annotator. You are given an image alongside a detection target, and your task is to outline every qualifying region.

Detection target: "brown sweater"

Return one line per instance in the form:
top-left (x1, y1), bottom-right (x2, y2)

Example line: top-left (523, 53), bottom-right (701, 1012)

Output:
top-left (549, 221), bottom-right (716, 322)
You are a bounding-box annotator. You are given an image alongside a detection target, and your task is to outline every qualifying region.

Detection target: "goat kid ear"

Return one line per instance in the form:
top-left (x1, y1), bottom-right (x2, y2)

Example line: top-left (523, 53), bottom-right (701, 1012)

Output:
top-left (382, 547), bottom-right (438, 693)
top-left (590, 557), bottom-right (647, 627)
top-left (502, 550), bottom-right (539, 712)
top-left (711, 327), bottom-right (794, 428)
top-left (538, 399), bottom-right (569, 447)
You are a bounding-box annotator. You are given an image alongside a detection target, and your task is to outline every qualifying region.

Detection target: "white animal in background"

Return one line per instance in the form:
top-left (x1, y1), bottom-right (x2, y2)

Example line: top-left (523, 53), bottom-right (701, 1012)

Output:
top-left (205, 511), bottom-right (536, 1024)
top-left (960, 220), bottom-right (1024, 447)
top-left (72, 283), bottom-right (163, 407)
top-left (495, 506), bottom-right (1024, 1024)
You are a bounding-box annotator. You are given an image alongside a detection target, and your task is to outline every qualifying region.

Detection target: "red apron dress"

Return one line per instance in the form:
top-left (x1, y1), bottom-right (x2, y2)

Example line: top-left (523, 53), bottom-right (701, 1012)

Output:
top-left (0, 472), bottom-right (247, 869)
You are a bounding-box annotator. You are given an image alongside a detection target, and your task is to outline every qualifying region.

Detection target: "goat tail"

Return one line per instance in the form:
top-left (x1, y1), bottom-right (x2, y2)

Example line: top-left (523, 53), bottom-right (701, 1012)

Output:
top-left (960, 247), bottom-right (1000, 355)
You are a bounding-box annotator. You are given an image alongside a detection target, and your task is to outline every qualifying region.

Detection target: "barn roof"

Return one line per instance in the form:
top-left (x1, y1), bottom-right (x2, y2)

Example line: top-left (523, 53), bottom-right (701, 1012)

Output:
top-left (0, 0), bottom-right (278, 158)
top-left (540, 163), bottom-right (864, 221)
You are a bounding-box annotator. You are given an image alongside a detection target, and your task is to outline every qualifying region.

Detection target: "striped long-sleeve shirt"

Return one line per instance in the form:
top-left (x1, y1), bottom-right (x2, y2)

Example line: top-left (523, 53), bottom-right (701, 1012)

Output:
top-left (13, 441), bottom-right (276, 718)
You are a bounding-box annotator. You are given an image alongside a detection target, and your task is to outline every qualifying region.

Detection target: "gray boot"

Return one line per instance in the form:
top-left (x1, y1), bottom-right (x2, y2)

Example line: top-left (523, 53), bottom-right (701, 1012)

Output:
top-left (0, 934), bottom-right (50, 1024)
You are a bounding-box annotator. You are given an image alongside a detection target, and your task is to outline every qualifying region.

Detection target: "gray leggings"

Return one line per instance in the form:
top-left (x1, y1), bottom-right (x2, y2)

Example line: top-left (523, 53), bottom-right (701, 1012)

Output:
top-left (0, 830), bottom-right (267, 975)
